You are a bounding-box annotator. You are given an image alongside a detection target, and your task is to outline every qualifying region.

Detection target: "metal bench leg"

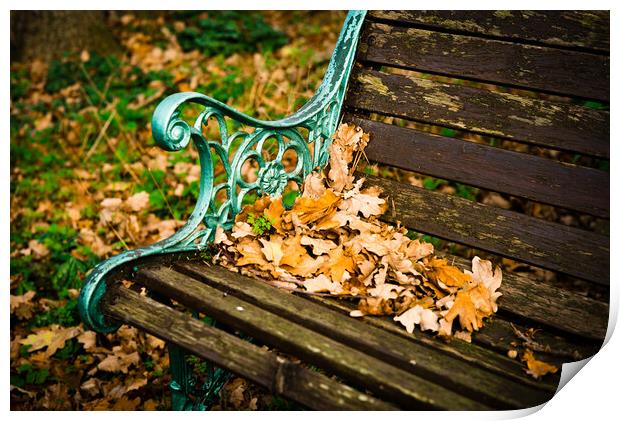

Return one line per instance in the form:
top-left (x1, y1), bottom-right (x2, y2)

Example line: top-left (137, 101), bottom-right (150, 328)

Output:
top-left (167, 323), bottom-right (234, 410)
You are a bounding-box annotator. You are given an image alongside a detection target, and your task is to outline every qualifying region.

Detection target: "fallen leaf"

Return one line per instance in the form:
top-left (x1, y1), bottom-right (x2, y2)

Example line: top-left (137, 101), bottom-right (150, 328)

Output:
top-left (20, 325), bottom-right (82, 357)
top-left (303, 274), bottom-right (343, 294)
top-left (112, 396), bottom-right (141, 410)
top-left (10, 290), bottom-right (36, 320)
top-left (426, 258), bottom-right (472, 289)
top-left (259, 236), bottom-right (284, 266)
top-left (97, 349), bottom-right (140, 373)
top-left (443, 290), bottom-right (482, 332)
top-left (522, 349), bottom-right (558, 379)
top-left (77, 330), bottom-right (97, 351)
top-left (320, 246), bottom-right (355, 283)
top-left (291, 189), bottom-right (341, 225)
top-left (394, 305), bottom-right (439, 333)
top-left (300, 235), bottom-right (337, 255)
top-left (125, 191), bottom-right (150, 212)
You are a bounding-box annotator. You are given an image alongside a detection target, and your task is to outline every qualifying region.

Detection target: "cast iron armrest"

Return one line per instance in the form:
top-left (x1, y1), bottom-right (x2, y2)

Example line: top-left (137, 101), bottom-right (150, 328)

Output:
top-left (79, 11), bottom-right (366, 333)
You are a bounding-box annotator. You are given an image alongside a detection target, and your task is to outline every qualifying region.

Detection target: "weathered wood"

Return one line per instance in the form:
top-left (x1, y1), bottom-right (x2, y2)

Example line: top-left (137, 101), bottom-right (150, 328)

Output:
top-left (345, 68), bottom-right (610, 158)
top-left (103, 286), bottom-right (396, 410)
top-left (310, 291), bottom-right (601, 365)
top-left (174, 260), bottom-right (555, 406)
top-left (362, 175), bottom-right (609, 286)
top-left (368, 11), bottom-right (610, 53)
top-left (474, 318), bottom-right (602, 363)
top-left (358, 23), bottom-right (609, 102)
top-left (347, 116), bottom-right (609, 218)
top-left (134, 266), bottom-right (490, 410)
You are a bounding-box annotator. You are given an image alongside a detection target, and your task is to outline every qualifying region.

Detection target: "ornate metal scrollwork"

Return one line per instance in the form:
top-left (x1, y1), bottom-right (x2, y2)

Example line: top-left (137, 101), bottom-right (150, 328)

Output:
top-left (79, 10), bottom-right (366, 335)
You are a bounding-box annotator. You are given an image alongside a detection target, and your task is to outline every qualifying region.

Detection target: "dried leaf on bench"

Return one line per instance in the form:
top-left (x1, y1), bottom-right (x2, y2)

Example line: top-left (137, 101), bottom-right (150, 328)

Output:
top-left (522, 349), bottom-right (559, 379)
top-left (394, 305), bottom-right (439, 333)
top-left (216, 123), bottom-right (503, 338)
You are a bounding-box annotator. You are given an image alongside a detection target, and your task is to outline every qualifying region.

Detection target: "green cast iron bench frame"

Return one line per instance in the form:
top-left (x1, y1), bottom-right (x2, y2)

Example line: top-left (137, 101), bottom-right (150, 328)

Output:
top-left (78, 10), bottom-right (610, 410)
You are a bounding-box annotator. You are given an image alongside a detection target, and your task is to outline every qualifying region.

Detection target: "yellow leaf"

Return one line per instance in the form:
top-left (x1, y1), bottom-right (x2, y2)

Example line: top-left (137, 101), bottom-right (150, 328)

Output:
top-left (320, 246), bottom-right (355, 283)
top-left (300, 235), bottom-right (337, 255)
top-left (302, 172), bottom-right (326, 199)
top-left (394, 305), bottom-right (439, 333)
top-left (236, 239), bottom-right (269, 267)
top-left (402, 239), bottom-right (434, 262)
top-left (280, 236), bottom-right (308, 267)
top-left (287, 254), bottom-right (325, 277)
top-left (259, 236), bottom-right (284, 266)
top-left (522, 349), bottom-right (558, 379)
top-left (20, 324), bottom-right (82, 357)
top-left (303, 274), bottom-right (343, 294)
top-left (264, 196), bottom-right (285, 232)
top-left (426, 258), bottom-right (472, 289)
top-left (291, 189), bottom-right (341, 225)
top-left (443, 290), bottom-right (483, 332)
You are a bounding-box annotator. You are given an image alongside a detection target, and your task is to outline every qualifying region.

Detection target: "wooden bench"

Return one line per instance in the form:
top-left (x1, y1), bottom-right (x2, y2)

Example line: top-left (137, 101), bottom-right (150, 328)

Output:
top-left (78, 10), bottom-right (609, 410)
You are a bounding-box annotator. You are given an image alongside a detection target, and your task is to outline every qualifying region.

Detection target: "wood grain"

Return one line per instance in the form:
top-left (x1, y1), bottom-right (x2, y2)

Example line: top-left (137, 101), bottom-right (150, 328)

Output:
top-left (345, 68), bottom-right (610, 158)
top-left (362, 175), bottom-right (609, 286)
top-left (368, 11), bottom-right (610, 53)
top-left (347, 116), bottom-right (609, 218)
top-left (103, 286), bottom-right (396, 410)
top-left (358, 23), bottom-right (609, 102)
top-left (175, 260), bottom-right (557, 404)
top-left (134, 266), bottom-right (490, 410)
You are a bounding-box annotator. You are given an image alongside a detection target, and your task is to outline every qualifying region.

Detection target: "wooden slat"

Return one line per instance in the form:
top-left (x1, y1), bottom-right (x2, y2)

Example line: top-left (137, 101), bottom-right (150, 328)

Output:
top-left (345, 68), bottom-right (610, 158)
top-left (103, 286), bottom-right (396, 410)
top-left (312, 293), bottom-right (602, 364)
top-left (362, 175), bottom-right (609, 286)
top-left (134, 266), bottom-right (490, 410)
top-left (175, 261), bottom-right (558, 402)
top-left (358, 23), bottom-right (609, 102)
top-left (347, 116), bottom-right (609, 218)
top-left (368, 11), bottom-right (610, 53)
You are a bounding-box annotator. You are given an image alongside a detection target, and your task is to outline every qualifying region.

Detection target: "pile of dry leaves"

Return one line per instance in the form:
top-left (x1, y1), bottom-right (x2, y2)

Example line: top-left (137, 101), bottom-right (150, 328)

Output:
top-left (213, 124), bottom-right (503, 341)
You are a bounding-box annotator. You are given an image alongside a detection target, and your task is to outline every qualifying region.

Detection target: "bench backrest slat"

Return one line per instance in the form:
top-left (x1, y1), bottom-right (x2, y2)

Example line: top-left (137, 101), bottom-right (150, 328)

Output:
top-left (346, 68), bottom-right (609, 158)
top-left (367, 174), bottom-right (609, 286)
top-left (348, 116), bottom-right (609, 218)
top-left (359, 22), bottom-right (609, 102)
top-left (368, 11), bottom-right (610, 53)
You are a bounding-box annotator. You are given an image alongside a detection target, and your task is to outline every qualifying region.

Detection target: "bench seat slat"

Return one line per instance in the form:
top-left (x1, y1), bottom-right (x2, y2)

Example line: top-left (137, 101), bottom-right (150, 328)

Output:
top-left (103, 286), bottom-right (396, 410)
top-left (314, 293), bottom-right (601, 364)
top-left (368, 11), bottom-right (610, 53)
top-left (358, 23), bottom-right (609, 102)
top-left (134, 266), bottom-right (491, 410)
top-left (174, 261), bottom-right (559, 397)
top-left (363, 175), bottom-right (609, 286)
top-left (348, 116), bottom-right (609, 218)
top-left (345, 68), bottom-right (610, 158)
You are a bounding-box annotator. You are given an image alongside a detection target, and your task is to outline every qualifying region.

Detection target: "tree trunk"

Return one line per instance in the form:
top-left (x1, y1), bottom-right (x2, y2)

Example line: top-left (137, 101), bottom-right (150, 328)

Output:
top-left (11, 11), bottom-right (122, 63)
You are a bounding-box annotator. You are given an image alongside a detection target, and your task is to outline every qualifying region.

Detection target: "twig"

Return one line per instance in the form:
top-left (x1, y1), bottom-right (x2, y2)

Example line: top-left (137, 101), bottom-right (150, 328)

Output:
top-left (510, 323), bottom-right (548, 351)
top-left (146, 166), bottom-right (178, 220)
top-left (85, 109), bottom-right (116, 161)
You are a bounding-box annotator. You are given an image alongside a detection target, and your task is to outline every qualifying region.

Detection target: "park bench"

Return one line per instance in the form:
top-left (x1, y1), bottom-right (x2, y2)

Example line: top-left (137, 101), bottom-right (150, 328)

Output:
top-left (78, 10), bottom-right (609, 410)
